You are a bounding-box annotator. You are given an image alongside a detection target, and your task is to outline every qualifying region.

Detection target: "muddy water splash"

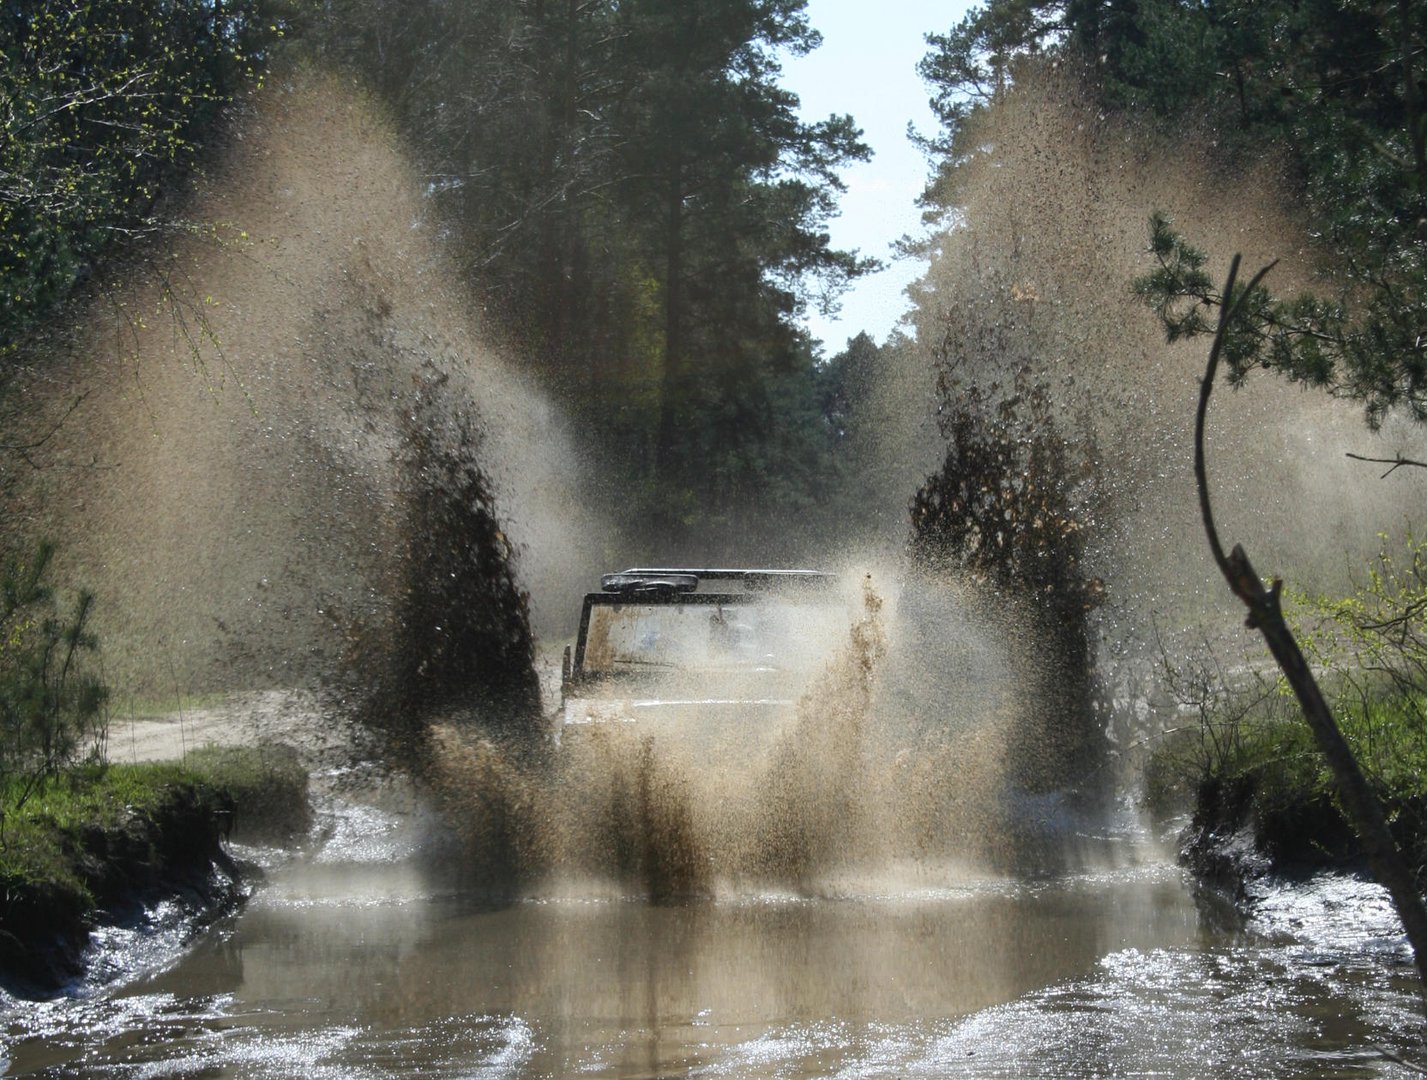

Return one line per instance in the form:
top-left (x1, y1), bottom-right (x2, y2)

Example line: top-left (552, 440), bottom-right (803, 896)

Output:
top-left (431, 575), bottom-right (1032, 897)
top-left (2, 63), bottom-right (1039, 868)
top-left (894, 65), bottom-right (1427, 623)
top-left (860, 63), bottom-right (1427, 777)
top-left (6, 68), bottom-right (599, 726)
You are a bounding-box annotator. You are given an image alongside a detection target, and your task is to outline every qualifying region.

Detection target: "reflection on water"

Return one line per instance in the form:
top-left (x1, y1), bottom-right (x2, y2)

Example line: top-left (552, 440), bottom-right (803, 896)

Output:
top-left (3, 798), bottom-right (1423, 1077)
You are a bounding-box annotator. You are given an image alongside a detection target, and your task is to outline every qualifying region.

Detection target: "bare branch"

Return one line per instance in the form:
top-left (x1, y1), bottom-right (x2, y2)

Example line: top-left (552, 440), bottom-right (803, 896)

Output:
top-left (1196, 255), bottom-right (1427, 1017)
top-left (1346, 451), bottom-right (1427, 478)
top-left (0, 393), bottom-right (89, 469)
top-left (1195, 254), bottom-right (1278, 589)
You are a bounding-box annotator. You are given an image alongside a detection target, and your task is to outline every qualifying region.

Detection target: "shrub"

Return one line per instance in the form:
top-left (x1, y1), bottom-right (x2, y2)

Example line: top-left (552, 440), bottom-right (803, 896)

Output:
top-left (1151, 534), bottom-right (1427, 873)
top-left (0, 543), bottom-right (108, 825)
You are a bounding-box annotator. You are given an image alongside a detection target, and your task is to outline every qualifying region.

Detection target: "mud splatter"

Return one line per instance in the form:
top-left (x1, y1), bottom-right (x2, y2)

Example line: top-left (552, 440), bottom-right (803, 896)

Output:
top-left (428, 576), bottom-right (1036, 897)
top-left (5, 68), bottom-right (596, 732)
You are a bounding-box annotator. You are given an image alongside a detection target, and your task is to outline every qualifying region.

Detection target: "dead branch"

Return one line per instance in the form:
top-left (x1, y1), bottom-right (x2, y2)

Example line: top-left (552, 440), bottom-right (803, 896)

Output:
top-left (1346, 452), bottom-right (1427, 478)
top-left (1196, 254), bottom-right (1427, 1016)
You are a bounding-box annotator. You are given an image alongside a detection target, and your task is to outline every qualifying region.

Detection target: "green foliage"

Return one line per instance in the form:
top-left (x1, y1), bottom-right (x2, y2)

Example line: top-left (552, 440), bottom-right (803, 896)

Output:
top-left (303, 0), bottom-right (872, 541)
top-left (1151, 534), bottom-right (1427, 867)
top-left (918, 0), bottom-right (1427, 427)
top-left (1133, 212), bottom-right (1344, 391)
top-left (0, 753), bottom-right (299, 921)
top-left (1142, 638), bottom-right (1300, 817)
top-left (0, 0), bottom-right (282, 355)
top-left (1291, 532), bottom-right (1427, 750)
top-left (1135, 212), bottom-right (1426, 426)
top-left (0, 544), bottom-right (108, 818)
top-left (914, 0), bottom-right (1060, 188)
top-left (1158, 690), bottom-right (1427, 869)
top-left (923, 0), bottom-right (1426, 163)
top-left (0, 761), bottom-right (190, 899)
top-left (1073, 0), bottom-right (1285, 123)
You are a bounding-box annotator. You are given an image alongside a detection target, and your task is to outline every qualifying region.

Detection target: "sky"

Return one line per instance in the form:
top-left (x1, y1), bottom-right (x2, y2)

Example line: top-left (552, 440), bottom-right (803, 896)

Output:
top-left (780, 0), bottom-right (974, 355)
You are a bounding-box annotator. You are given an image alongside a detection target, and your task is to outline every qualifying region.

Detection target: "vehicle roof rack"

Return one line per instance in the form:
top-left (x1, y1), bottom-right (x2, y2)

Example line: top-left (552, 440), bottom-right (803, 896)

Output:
top-left (600, 568), bottom-right (831, 594)
top-left (600, 572), bottom-right (699, 594)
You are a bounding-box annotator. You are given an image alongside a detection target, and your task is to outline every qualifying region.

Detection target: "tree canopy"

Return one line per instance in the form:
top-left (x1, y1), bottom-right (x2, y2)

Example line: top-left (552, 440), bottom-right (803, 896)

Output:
top-left (307, 0), bottom-right (873, 544)
top-left (0, 0), bottom-right (281, 356)
top-left (918, 0), bottom-right (1427, 427)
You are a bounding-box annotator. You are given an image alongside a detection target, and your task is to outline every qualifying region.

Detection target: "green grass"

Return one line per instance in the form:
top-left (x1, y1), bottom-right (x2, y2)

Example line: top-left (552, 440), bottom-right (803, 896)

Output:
top-left (1147, 684), bottom-right (1427, 870)
top-left (1, 763), bottom-right (187, 898)
top-left (0, 745), bottom-right (309, 910)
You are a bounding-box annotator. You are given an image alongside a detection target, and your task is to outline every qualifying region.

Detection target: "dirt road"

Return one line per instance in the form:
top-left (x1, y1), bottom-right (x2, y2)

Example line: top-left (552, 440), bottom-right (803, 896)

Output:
top-left (105, 689), bottom-right (346, 765)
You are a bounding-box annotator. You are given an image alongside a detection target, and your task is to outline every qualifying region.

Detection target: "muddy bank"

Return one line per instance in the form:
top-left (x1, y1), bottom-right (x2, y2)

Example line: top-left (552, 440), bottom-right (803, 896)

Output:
top-left (0, 750), bottom-right (310, 998)
top-left (1, 782), bottom-right (237, 995)
top-left (1177, 773), bottom-right (1427, 904)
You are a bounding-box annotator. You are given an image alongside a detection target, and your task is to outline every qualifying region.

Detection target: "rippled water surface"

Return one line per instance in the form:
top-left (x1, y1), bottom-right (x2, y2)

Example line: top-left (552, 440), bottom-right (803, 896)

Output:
top-left (4, 798), bottom-right (1423, 1078)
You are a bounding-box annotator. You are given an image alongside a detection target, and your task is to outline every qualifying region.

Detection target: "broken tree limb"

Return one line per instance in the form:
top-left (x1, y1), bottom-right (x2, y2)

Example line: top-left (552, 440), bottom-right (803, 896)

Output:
top-left (1345, 452), bottom-right (1427, 478)
top-left (1195, 254), bottom-right (1427, 1009)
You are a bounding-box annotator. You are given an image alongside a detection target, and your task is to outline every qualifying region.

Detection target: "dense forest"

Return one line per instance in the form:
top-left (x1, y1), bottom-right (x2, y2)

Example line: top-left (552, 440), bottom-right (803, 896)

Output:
top-left (6, 0), bottom-right (1423, 539)
top-left (2, 0), bottom-right (1426, 763)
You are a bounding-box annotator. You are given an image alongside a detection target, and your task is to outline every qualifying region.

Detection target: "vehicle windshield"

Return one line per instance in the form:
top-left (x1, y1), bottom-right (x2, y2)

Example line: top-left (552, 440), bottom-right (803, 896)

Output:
top-left (581, 598), bottom-right (840, 680)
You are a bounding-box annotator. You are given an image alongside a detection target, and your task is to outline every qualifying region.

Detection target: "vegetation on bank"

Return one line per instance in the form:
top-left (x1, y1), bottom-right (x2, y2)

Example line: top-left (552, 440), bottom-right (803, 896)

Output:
top-left (1, 744), bottom-right (309, 890)
top-left (1149, 682), bottom-right (1427, 873)
top-left (0, 493), bottom-right (306, 991)
top-left (1, 542), bottom-right (108, 819)
top-left (0, 745), bottom-right (308, 991)
top-left (1147, 534), bottom-right (1427, 878)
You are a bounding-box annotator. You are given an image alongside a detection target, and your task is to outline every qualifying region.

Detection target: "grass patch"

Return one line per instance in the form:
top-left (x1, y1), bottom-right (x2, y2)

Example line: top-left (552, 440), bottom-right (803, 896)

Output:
top-left (0, 745), bottom-right (309, 913)
top-left (1149, 534), bottom-right (1427, 875)
top-left (1148, 684), bottom-right (1427, 871)
top-left (1, 762), bottom-right (192, 904)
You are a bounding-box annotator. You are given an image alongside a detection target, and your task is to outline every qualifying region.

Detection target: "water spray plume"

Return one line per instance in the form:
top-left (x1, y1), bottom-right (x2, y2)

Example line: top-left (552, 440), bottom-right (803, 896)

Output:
top-left (429, 573), bottom-right (1065, 897)
top-left (5, 67), bottom-right (598, 753)
top-left (898, 62), bottom-right (1427, 778)
top-left (11, 56), bottom-right (1411, 896)
top-left (0, 67), bottom-right (1038, 887)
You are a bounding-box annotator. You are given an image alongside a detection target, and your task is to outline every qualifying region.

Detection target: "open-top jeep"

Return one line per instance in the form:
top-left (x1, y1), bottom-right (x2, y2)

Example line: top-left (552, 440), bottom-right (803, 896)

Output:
top-left (556, 568), bottom-right (844, 744)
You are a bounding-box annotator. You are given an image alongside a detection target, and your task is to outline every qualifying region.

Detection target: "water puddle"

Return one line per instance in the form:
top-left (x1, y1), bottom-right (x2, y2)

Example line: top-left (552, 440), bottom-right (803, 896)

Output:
top-left (4, 793), bottom-right (1422, 1077)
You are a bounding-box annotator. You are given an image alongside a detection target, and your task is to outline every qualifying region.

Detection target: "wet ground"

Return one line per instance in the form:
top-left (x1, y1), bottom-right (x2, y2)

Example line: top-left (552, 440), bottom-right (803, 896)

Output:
top-left (3, 790), bottom-right (1423, 1078)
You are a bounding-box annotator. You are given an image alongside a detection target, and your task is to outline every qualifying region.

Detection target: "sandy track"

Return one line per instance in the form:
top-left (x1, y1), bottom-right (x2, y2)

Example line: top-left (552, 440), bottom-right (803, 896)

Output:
top-left (109, 649), bottom-right (567, 769)
top-left (104, 689), bottom-right (348, 766)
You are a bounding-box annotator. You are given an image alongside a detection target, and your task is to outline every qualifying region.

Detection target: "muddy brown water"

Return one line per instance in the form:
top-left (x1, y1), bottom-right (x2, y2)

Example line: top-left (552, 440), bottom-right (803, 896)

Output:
top-left (3, 793), bottom-right (1423, 1078)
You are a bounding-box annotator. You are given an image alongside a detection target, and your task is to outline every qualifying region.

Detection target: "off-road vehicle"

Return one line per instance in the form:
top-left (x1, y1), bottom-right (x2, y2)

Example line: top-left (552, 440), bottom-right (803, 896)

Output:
top-left (556, 568), bottom-right (843, 744)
